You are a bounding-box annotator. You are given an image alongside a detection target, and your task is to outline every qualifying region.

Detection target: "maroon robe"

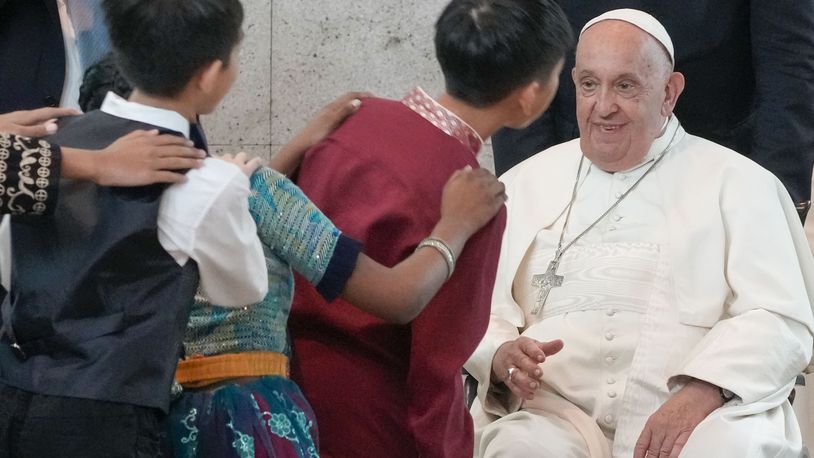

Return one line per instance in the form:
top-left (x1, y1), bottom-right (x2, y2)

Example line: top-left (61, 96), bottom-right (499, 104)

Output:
top-left (290, 88), bottom-right (506, 458)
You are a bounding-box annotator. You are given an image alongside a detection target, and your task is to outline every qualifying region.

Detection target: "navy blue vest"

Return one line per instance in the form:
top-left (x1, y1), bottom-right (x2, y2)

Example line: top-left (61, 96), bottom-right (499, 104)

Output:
top-left (0, 111), bottom-right (199, 412)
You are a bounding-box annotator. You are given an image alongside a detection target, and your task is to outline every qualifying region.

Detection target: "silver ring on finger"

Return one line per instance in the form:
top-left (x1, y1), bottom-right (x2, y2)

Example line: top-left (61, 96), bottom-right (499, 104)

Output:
top-left (507, 367), bottom-right (516, 381)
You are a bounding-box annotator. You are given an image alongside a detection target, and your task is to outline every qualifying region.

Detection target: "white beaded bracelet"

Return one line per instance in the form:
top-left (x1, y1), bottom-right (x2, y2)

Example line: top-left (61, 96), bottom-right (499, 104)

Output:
top-left (417, 237), bottom-right (456, 280)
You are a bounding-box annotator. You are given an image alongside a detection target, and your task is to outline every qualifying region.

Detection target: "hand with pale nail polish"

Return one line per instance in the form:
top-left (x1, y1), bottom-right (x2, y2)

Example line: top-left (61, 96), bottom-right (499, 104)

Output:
top-left (269, 91), bottom-right (374, 176)
top-left (0, 106), bottom-right (81, 137)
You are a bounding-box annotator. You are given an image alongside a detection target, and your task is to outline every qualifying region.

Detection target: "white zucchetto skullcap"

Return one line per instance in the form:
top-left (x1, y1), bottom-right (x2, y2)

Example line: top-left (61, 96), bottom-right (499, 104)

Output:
top-left (580, 8), bottom-right (675, 67)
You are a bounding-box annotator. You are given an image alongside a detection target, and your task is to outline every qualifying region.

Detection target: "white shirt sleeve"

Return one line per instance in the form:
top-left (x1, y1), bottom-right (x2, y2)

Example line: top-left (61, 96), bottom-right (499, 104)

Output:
top-left (158, 158), bottom-right (268, 307)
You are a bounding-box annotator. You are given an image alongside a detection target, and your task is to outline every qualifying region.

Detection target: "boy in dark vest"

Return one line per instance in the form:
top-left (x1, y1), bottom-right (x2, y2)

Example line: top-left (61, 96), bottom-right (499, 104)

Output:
top-left (0, 1), bottom-right (268, 456)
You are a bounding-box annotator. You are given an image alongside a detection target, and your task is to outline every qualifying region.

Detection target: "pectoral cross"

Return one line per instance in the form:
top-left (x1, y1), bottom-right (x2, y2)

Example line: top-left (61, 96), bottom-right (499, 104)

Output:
top-left (530, 258), bottom-right (563, 315)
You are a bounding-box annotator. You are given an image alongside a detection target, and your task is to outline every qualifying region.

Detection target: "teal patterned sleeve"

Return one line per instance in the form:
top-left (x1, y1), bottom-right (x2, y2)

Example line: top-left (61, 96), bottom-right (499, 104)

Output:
top-left (248, 167), bottom-right (361, 300)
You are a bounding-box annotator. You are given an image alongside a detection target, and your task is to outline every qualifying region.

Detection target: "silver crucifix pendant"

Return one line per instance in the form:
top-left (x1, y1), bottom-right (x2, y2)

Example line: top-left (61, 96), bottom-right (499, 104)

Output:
top-left (530, 258), bottom-right (564, 315)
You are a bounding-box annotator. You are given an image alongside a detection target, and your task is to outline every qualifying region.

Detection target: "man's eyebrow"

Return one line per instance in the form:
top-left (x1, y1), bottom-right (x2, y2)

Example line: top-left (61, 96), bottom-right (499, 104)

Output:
top-left (615, 72), bottom-right (642, 81)
top-left (576, 70), bottom-right (642, 81)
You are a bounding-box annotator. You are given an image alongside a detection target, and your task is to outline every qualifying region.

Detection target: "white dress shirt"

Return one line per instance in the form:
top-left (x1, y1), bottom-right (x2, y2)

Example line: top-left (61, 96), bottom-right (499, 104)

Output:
top-left (100, 92), bottom-right (268, 306)
top-left (57, 0), bottom-right (81, 110)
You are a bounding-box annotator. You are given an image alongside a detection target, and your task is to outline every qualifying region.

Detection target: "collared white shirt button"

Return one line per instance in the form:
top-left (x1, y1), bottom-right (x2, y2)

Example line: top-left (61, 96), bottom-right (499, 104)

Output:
top-left (605, 332), bottom-right (615, 341)
top-left (608, 390), bottom-right (617, 398)
top-left (612, 214), bottom-right (622, 222)
top-left (606, 309), bottom-right (616, 316)
top-left (607, 226), bottom-right (617, 232)
top-left (614, 191), bottom-right (623, 199)
top-left (605, 355), bottom-right (616, 365)
top-left (607, 377), bottom-right (616, 384)
top-left (604, 414), bottom-right (614, 424)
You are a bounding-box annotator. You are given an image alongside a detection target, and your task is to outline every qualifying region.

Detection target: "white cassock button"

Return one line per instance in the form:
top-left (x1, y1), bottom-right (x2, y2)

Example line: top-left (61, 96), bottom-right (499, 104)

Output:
top-left (604, 414), bottom-right (614, 424)
top-left (606, 309), bottom-right (616, 316)
top-left (618, 174), bottom-right (628, 181)
top-left (614, 191), bottom-right (623, 199)
top-left (608, 390), bottom-right (617, 398)
top-left (605, 355), bottom-right (616, 365)
top-left (612, 215), bottom-right (622, 222)
top-left (607, 377), bottom-right (616, 384)
top-left (605, 332), bottom-right (615, 341)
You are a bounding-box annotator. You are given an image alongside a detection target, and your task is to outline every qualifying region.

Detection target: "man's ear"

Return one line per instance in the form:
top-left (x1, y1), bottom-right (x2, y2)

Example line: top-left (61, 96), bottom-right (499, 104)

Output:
top-left (196, 59), bottom-right (225, 95)
top-left (661, 71), bottom-right (685, 117)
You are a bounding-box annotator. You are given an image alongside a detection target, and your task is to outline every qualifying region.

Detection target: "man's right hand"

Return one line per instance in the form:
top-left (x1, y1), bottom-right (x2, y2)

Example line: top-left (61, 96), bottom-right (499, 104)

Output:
top-left (491, 337), bottom-right (564, 400)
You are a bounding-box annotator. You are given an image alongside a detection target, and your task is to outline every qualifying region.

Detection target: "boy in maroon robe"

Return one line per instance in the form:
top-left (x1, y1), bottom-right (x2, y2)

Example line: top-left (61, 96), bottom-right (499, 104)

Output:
top-left (289, 0), bottom-right (573, 456)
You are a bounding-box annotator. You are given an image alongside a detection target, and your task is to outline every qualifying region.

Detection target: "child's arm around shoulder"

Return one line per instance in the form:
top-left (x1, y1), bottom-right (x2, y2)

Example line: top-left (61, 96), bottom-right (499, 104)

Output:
top-left (157, 153), bottom-right (267, 307)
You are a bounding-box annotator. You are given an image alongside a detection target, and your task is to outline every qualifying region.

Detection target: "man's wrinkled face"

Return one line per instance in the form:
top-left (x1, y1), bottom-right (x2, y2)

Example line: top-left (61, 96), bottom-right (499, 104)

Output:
top-left (572, 21), bottom-right (672, 172)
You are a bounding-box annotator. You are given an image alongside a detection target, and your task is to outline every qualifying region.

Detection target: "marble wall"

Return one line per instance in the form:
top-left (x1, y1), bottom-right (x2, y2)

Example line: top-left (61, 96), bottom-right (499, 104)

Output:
top-left (203, 0), bottom-right (495, 171)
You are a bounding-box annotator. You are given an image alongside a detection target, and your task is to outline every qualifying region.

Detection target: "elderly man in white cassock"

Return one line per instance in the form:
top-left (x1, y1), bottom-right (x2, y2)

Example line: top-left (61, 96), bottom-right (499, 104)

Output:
top-left (465, 8), bottom-right (814, 458)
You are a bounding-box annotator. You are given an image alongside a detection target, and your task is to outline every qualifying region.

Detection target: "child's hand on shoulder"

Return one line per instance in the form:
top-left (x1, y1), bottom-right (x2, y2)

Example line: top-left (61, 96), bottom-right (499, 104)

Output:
top-left (215, 151), bottom-right (264, 177)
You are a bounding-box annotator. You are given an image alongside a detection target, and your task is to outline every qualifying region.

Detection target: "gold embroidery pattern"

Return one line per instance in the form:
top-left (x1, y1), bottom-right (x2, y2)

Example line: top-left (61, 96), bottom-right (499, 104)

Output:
top-left (0, 133), bottom-right (52, 215)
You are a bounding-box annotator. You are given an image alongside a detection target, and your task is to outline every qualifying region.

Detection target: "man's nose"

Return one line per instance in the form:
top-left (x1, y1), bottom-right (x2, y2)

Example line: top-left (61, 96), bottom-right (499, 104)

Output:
top-left (595, 87), bottom-right (618, 117)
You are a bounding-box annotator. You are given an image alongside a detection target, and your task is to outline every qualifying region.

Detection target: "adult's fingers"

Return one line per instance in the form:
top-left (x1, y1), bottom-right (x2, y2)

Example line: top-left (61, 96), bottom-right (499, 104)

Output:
top-left (633, 424), bottom-right (653, 458)
top-left (656, 430), bottom-right (680, 458)
top-left (519, 337), bottom-right (546, 363)
top-left (335, 96), bottom-right (363, 114)
top-left (322, 92), bottom-right (373, 126)
top-left (498, 339), bottom-right (542, 379)
top-left (116, 129), bottom-right (159, 140)
top-left (331, 91), bottom-right (374, 107)
top-left (669, 431), bottom-right (690, 458)
top-left (153, 156), bottom-right (205, 171)
top-left (507, 368), bottom-right (539, 396)
top-left (156, 146), bottom-right (205, 159)
top-left (146, 170), bottom-right (189, 184)
top-left (344, 91), bottom-right (374, 100)
top-left (645, 428), bottom-right (667, 458)
top-left (124, 130), bottom-right (197, 150)
top-left (505, 372), bottom-right (536, 400)
top-left (152, 135), bottom-right (195, 148)
top-left (16, 107), bottom-right (80, 124)
top-left (10, 123), bottom-right (54, 137)
top-left (538, 339), bottom-right (564, 358)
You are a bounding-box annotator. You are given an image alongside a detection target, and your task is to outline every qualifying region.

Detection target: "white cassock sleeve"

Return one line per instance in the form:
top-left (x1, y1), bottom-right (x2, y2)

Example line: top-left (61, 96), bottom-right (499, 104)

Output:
top-left (669, 166), bottom-right (814, 404)
top-left (157, 158), bottom-right (268, 307)
top-left (465, 167), bottom-right (532, 417)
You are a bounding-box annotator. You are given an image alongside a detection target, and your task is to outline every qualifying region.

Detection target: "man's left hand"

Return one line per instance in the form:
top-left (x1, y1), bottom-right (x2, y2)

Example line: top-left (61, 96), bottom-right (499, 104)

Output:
top-left (633, 379), bottom-right (723, 458)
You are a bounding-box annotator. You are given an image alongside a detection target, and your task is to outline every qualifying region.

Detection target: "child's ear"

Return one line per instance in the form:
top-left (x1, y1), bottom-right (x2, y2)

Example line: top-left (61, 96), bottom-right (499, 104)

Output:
top-left (517, 80), bottom-right (541, 118)
top-left (197, 60), bottom-right (225, 94)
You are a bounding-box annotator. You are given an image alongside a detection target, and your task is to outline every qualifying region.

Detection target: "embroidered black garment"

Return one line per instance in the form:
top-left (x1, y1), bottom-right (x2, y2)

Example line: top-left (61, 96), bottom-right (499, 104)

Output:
top-left (0, 133), bottom-right (61, 215)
